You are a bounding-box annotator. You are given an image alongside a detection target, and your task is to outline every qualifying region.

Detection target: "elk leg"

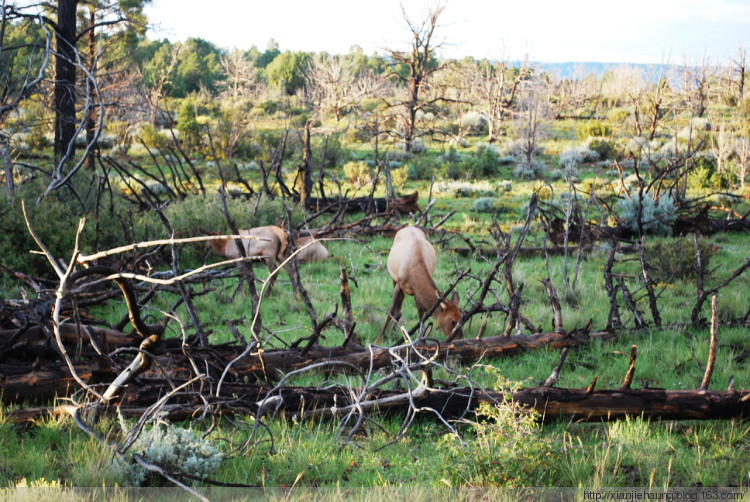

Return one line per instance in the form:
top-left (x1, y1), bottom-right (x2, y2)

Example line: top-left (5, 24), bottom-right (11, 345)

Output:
top-left (264, 257), bottom-right (277, 293)
top-left (376, 284), bottom-right (404, 343)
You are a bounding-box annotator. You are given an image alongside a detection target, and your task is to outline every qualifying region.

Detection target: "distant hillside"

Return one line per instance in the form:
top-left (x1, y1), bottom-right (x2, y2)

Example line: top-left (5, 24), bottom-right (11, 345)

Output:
top-left (525, 61), bottom-right (670, 80)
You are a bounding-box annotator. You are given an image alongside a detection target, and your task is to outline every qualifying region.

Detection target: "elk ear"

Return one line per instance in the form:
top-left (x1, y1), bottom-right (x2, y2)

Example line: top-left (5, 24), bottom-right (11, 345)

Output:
top-left (451, 291), bottom-right (459, 304)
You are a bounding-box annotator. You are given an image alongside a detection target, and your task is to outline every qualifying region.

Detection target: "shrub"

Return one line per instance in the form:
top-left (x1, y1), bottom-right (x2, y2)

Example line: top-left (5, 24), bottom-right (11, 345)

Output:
top-left (625, 137), bottom-right (647, 155)
top-left (466, 145), bottom-right (501, 177)
top-left (585, 137), bottom-right (615, 160)
top-left (559, 147), bottom-right (583, 168)
top-left (498, 180), bottom-right (513, 192)
top-left (576, 120), bottom-right (612, 141)
top-left (137, 124), bottom-right (168, 150)
top-left (471, 197), bottom-right (496, 212)
top-left (606, 107), bottom-right (630, 123)
top-left (252, 99), bottom-right (279, 115)
top-left (438, 147), bottom-right (462, 164)
top-left (450, 136), bottom-right (468, 148)
top-left (432, 180), bottom-right (495, 198)
top-left (513, 160), bottom-right (546, 180)
top-left (563, 165), bottom-right (579, 181)
top-left (403, 156), bottom-right (433, 180)
top-left (687, 156), bottom-right (719, 190)
top-left (396, 138), bottom-right (425, 154)
top-left (20, 128), bottom-right (51, 152)
top-left (446, 162), bottom-right (464, 180)
top-left (580, 176), bottom-right (610, 194)
top-left (646, 236), bottom-right (717, 282)
top-left (312, 134), bottom-right (348, 168)
top-left (741, 97), bottom-right (750, 119)
top-left (390, 165), bottom-right (410, 188)
top-left (119, 423), bottom-right (223, 486)
top-left (548, 168), bottom-right (564, 181)
top-left (439, 377), bottom-right (554, 485)
top-left (342, 161), bottom-right (373, 189)
top-left (617, 193), bottom-right (676, 235)
top-left (176, 100), bottom-right (202, 150)
top-left (460, 111), bottom-right (488, 133)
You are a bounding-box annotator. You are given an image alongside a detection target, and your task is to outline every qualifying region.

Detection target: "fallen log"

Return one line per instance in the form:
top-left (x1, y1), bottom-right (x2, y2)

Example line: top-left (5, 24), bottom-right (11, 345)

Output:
top-left (0, 359), bottom-right (116, 402)
top-left (0, 329), bottom-right (615, 403)
top-left (451, 245), bottom-right (591, 258)
top-left (0, 323), bottom-right (136, 351)
top-left (119, 384), bottom-right (750, 422)
top-left (10, 382), bottom-right (750, 424)
top-left (306, 191), bottom-right (420, 215)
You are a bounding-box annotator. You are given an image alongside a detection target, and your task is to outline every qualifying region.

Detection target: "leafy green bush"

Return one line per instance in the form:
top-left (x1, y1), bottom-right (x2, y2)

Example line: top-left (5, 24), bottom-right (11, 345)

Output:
top-left (446, 161), bottom-right (464, 180)
top-left (576, 120), bottom-right (612, 141)
top-left (342, 161), bottom-right (373, 189)
top-left (586, 137), bottom-right (615, 160)
top-left (440, 378), bottom-right (555, 486)
top-left (616, 193), bottom-right (676, 235)
top-left (606, 107), bottom-right (630, 123)
top-left (252, 99), bottom-right (279, 115)
top-left (686, 156), bottom-right (727, 190)
top-left (403, 156), bottom-right (433, 180)
top-left (312, 134), bottom-right (348, 168)
top-left (137, 124), bottom-right (168, 150)
top-left (646, 236), bottom-right (717, 283)
top-left (465, 145), bottom-right (501, 177)
top-left (177, 100), bottom-right (202, 150)
top-left (390, 165), bottom-right (410, 188)
top-left (0, 172), bottom-right (131, 276)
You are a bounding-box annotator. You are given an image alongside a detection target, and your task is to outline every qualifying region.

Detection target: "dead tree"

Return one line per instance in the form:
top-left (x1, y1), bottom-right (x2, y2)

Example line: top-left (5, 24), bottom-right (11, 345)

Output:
top-left (386, 3), bottom-right (446, 152)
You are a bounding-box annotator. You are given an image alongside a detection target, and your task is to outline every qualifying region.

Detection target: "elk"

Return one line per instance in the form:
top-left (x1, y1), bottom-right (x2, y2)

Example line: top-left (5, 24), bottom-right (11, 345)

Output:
top-left (379, 226), bottom-right (462, 341)
top-left (292, 235), bottom-right (329, 263)
top-left (204, 225), bottom-right (296, 294)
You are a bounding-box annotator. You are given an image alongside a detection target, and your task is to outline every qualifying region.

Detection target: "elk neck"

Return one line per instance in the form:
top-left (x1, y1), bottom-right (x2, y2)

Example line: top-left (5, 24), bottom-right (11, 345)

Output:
top-left (410, 260), bottom-right (443, 313)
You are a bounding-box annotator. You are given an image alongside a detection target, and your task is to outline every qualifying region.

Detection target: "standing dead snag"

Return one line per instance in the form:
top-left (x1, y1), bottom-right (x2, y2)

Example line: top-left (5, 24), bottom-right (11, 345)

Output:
top-left (542, 278), bottom-right (564, 332)
top-left (543, 347), bottom-right (570, 387)
top-left (621, 345), bottom-right (638, 389)
top-left (699, 295), bottom-right (719, 390)
top-left (603, 241), bottom-right (622, 330)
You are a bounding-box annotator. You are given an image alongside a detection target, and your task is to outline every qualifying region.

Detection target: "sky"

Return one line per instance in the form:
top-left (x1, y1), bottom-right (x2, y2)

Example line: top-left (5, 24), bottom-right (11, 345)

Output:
top-left (143, 0), bottom-right (750, 65)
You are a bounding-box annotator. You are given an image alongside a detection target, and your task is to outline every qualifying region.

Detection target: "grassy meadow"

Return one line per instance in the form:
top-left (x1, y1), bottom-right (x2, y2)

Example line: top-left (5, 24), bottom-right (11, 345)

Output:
top-left (2, 112), bottom-right (750, 493)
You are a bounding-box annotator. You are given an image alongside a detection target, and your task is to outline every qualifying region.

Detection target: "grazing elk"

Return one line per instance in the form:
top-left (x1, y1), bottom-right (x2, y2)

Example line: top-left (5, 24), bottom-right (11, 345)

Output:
top-left (205, 227), bottom-right (328, 294)
top-left (292, 235), bottom-right (329, 263)
top-left (379, 226), bottom-right (462, 341)
top-left (205, 225), bottom-right (296, 294)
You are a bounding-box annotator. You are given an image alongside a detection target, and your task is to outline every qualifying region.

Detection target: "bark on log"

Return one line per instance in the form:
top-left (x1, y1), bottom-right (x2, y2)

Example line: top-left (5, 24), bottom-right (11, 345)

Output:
top-left (0, 359), bottom-right (116, 402)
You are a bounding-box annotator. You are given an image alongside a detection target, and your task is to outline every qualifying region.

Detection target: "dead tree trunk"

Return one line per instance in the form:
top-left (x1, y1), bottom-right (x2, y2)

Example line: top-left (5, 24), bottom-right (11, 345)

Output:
top-left (11, 383), bottom-right (748, 424)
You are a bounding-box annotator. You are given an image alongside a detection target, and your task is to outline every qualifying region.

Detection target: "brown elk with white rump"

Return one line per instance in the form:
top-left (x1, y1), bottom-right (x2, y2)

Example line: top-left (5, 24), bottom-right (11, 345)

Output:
top-left (379, 226), bottom-right (462, 341)
top-left (204, 225), bottom-right (296, 294)
top-left (205, 226), bottom-right (328, 294)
